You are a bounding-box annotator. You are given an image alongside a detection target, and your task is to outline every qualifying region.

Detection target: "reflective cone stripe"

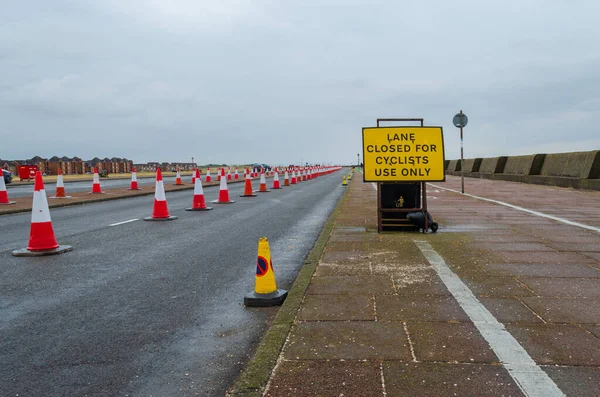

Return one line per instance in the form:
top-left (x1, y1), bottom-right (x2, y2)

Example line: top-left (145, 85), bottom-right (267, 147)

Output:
top-left (175, 167), bottom-right (183, 185)
top-left (272, 167), bottom-right (281, 189)
top-left (283, 169), bottom-right (290, 186)
top-left (28, 171), bottom-right (59, 250)
top-left (54, 169), bottom-right (66, 197)
top-left (234, 167), bottom-right (239, 179)
top-left (130, 168), bottom-right (139, 190)
top-left (191, 169), bottom-right (208, 209)
top-left (91, 167), bottom-right (102, 193)
top-left (254, 237), bottom-right (278, 294)
top-left (152, 168), bottom-right (171, 218)
top-left (206, 167), bottom-right (212, 183)
top-left (192, 168), bottom-right (196, 184)
top-left (217, 168), bottom-right (231, 202)
top-left (258, 169), bottom-right (268, 192)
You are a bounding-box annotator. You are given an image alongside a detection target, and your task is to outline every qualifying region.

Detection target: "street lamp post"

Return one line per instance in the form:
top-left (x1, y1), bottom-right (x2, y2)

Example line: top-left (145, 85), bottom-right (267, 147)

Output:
top-left (452, 110), bottom-right (469, 194)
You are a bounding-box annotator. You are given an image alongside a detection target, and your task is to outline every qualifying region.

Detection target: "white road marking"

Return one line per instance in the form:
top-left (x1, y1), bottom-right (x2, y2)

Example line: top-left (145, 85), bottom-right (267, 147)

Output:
top-left (414, 240), bottom-right (565, 397)
top-left (428, 183), bottom-right (600, 233)
top-left (371, 182), bottom-right (377, 191)
top-left (109, 219), bottom-right (139, 227)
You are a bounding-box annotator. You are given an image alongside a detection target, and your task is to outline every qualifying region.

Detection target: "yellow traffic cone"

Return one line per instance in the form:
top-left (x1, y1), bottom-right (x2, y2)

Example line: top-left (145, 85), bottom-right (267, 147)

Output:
top-left (347, 172), bottom-right (352, 180)
top-left (244, 237), bottom-right (287, 307)
top-left (341, 176), bottom-right (348, 186)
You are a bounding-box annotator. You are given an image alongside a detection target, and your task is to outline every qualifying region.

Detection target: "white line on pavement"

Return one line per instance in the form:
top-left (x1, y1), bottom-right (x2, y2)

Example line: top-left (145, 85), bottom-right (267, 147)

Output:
top-left (414, 240), bottom-right (565, 397)
top-left (371, 183), bottom-right (377, 191)
top-left (428, 183), bottom-right (600, 233)
top-left (109, 219), bottom-right (139, 227)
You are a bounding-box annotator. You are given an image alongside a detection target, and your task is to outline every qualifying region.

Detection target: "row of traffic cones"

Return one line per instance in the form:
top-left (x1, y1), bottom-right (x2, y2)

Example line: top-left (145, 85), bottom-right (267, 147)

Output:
top-left (9, 166), bottom-right (342, 255)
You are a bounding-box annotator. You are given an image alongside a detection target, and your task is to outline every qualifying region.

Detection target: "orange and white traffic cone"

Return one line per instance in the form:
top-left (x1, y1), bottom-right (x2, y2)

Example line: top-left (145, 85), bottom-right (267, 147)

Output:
top-left (302, 167), bottom-right (307, 181)
top-left (234, 167), bottom-right (239, 179)
top-left (211, 168), bottom-right (235, 204)
top-left (240, 167), bottom-right (257, 197)
top-left (128, 167), bottom-right (140, 190)
top-left (144, 167), bottom-right (177, 221)
top-left (291, 168), bottom-right (297, 184)
top-left (186, 169), bottom-right (213, 211)
top-left (0, 168), bottom-right (16, 205)
top-left (283, 168), bottom-right (290, 187)
top-left (50, 168), bottom-right (71, 198)
top-left (217, 167), bottom-right (222, 181)
top-left (272, 167), bottom-right (282, 189)
top-left (227, 167), bottom-right (232, 180)
top-left (244, 237), bottom-right (287, 306)
top-left (12, 171), bottom-right (73, 256)
top-left (175, 167), bottom-right (184, 185)
top-left (91, 166), bottom-right (103, 193)
top-left (206, 167), bottom-right (212, 183)
top-left (256, 168), bottom-right (270, 193)
top-left (191, 168), bottom-right (196, 184)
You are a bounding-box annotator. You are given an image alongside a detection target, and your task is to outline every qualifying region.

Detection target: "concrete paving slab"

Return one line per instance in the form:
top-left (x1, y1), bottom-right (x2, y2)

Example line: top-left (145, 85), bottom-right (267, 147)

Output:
top-left (284, 321), bottom-right (412, 360)
top-left (383, 362), bottom-right (524, 397)
top-left (542, 366), bottom-right (600, 397)
top-left (505, 324), bottom-right (600, 365)
top-left (407, 323), bottom-right (499, 363)
top-left (297, 295), bottom-right (375, 321)
top-left (519, 277), bottom-right (600, 297)
top-left (264, 360), bottom-right (383, 397)
top-left (498, 251), bottom-right (596, 264)
top-left (314, 261), bottom-right (372, 276)
top-left (482, 263), bottom-right (600, 277)
top-left (546, 242), bottom-right (600, 252)
top-left (463, 276), bottom-right (535, 297)
top-left (392, 275), bottom-right (452, 296)
top-left (323, 241), bottom-right (367, 251)
top-left (583, 252), bottom-right (600, 262)
top-left (467, 242), bottom-right (557, 252)
top-left (478, 297), bottom-right (544, 324)
top-left (376, 295), bottom-right (470, 322)
top-left (520, 297), bottom-right (600, 323)
top-left (306, 275), bottom-right (395, 295)
top-left (586, 325), bottom-right (600, 338)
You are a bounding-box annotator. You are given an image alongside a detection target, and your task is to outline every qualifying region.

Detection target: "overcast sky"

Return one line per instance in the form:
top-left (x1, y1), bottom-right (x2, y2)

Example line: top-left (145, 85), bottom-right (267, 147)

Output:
top-left (2, 0), bottom-right (599, 165)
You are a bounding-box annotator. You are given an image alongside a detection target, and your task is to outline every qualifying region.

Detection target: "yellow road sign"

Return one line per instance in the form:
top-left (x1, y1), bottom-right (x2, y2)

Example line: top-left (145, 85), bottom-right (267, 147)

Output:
top-left (362, 126), bottom-right (445, 182)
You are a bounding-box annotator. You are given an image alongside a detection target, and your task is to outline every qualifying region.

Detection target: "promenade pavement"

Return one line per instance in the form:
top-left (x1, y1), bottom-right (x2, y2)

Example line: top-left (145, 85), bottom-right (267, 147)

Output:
top-left (234, 173), bottom-right (600, 396)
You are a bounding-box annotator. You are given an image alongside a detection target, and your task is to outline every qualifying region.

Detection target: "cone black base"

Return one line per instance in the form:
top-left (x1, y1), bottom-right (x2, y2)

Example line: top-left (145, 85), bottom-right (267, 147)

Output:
top-left (185, 207), bottom-right (213, 211)
top-left (254, 190), bottom-right (271, 193)
top-left (143, 216), bottom-right (178, 221)
top-left (240, 194), bottom-right (257, 197)
top-left (0, 201), bottom-right (16, 205)
top-left (271, 187), bottom-right (282, 189)
top-left (244, 289), bottom-right (288, 307)
top-left (12, 245), bottom-right (73, 257)
top-left (211, 200), bottom-right (235, 204)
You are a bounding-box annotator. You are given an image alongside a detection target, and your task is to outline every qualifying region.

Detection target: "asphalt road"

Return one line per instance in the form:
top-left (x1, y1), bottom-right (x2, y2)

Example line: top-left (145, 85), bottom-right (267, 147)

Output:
top-left (6, 175), bottom-right (183, 198)
top-left (0, 170), bottom-right (345, 396)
